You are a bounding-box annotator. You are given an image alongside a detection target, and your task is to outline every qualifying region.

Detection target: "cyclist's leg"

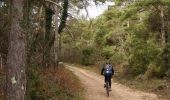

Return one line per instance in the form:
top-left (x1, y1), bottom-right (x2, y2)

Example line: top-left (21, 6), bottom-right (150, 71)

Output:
top-left (104, 74), bottom-right (107, 83)
top-left (104, 74), bottom-right (109, 83)
top-left (104, 74), bottom-right (107, 88)
top-left (108, 75), bottom-right (111, 88)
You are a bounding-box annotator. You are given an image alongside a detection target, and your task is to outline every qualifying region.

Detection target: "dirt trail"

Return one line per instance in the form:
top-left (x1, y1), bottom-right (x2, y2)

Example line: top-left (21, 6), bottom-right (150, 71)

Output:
top-left (66, 65), bottom-right (164, 100)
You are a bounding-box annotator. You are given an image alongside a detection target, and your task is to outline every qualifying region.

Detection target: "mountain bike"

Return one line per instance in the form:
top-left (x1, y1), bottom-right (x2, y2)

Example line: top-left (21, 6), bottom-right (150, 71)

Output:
top-left (105, 80), bottom-right (110, 96)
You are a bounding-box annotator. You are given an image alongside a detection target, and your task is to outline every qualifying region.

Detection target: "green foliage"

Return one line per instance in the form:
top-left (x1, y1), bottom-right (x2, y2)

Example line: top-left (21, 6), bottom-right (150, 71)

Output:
top-left (120, 6), bottom-right (139, 21)
top-left (101, 46), bottom-right (115, 59)
top-left (81, 47), bottom-right (95, 65)
top-left (110, 50), bottom-right (126, 64)
top-left (128, 39), bottom-right (162, 76)
top-left (60, 0), bottom-right (170, 79)
top-left (144, 63), bottom-right (162, 79)
top-left (123, 18), bottom-right (162, 76)
top-left (94, 30), bottom-right (106, 47)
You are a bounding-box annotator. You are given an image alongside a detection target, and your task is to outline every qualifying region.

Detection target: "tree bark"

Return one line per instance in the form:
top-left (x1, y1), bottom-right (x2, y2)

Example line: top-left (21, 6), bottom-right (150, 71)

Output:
top-left (159, 5), bottom-right (169, 72)
top-left (54, 0), bottom-right (59, 67)
top-left (6, 0), bottom-right (26, 100)
top-left (159, 5), bottom-right (165, 45)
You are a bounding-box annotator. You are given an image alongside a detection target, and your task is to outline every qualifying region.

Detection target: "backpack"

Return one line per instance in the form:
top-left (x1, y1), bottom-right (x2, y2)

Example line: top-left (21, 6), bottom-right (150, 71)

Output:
top-left (104, 64), bottom-right (112, 74)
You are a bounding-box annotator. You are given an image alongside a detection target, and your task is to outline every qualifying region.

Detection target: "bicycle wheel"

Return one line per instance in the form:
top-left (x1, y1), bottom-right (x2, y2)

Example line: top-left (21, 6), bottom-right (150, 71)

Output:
top-left (106, 82), bottom-right (109, 96)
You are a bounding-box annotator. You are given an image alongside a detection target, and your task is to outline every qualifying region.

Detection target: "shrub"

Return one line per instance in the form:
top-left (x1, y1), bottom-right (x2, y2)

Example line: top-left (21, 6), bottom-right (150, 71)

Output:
top-left (128, 38), bottom-right (162, 76)
top-left (81, 47), bottom-right (95, 65)
top-left (144, 63), bottom-right (160, 79)
top-left (26, 66), bottom-right (84, 100)
top-left (101, 46), bottom-right (115, 59)
top-left (110, 50), bottom-right (126, 64)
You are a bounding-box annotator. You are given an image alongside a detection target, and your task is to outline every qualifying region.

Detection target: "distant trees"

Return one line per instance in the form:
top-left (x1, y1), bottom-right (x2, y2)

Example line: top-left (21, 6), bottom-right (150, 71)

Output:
top-left (116, 0), bottom-right (169, 78)
top-left (61, 0), bottom-right (170, 79)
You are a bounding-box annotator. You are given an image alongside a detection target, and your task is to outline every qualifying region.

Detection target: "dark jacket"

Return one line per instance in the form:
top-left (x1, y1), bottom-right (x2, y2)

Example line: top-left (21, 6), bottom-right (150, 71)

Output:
top-left (101, 64), bottom-right (114, 75)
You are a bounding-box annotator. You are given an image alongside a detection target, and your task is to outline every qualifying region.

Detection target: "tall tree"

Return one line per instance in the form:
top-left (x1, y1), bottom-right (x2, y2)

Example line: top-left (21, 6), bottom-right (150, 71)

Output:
top-left (7, 0), bottom-right (26, 100)
top-left (54, 0), bottom-right (59, 67)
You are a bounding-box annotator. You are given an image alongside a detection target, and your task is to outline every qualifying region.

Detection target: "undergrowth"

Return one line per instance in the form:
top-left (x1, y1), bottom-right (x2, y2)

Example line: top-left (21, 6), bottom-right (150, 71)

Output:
top-left (26, 65), bottom-right (84, 100)
top-left (0, 68), bottom-right (5, 100)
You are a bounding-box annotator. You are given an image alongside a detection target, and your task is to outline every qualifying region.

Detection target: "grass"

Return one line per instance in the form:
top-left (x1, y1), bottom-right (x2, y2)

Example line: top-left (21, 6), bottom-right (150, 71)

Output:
top-left (114, 76), bottom-right (169, 99)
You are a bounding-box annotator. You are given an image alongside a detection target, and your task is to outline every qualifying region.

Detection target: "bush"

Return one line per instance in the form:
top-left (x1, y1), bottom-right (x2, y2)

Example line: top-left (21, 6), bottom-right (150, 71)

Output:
top-left (81, 47), bottom-right (95, 65)
top-left (128, 38), bottom-right (162, 76)
top-left (101, 46), bottom-right (115, 59)
top-left (144, 63), bottom-right (160, 79)
top-left (110, 50), bottom-right (126, 64)
top-left (165, 69), bottom-right (170, 80)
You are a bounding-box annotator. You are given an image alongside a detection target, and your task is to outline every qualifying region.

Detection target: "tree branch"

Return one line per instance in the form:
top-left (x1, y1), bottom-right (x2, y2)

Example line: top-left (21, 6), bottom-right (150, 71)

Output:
top-left (82, 0), bottom-right (89, 18)
top-left (45, 0), bottom-right (62, 8)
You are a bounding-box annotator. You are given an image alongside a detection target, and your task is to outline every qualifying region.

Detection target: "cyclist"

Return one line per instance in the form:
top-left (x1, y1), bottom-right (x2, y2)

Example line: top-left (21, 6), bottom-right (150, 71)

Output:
top-left (101, 62), bottom-right (114, 90)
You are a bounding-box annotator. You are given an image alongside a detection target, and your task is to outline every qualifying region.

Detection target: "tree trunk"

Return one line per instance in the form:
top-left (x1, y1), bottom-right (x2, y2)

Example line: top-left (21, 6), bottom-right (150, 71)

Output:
top-left (159, 5), bottom-right (165, 45)
top-left (0, 54), bottom-right (2, 70)
top-left (59, 34), bottom-right (62, 61)
top-left (6, 0), bottom-right (26, 100)
top-left (54, 0), bottom-right (59, 67)
top-left (42, 4), bottom-right (54, 69)
top-left (159, 5), bottom-right (169, 73)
